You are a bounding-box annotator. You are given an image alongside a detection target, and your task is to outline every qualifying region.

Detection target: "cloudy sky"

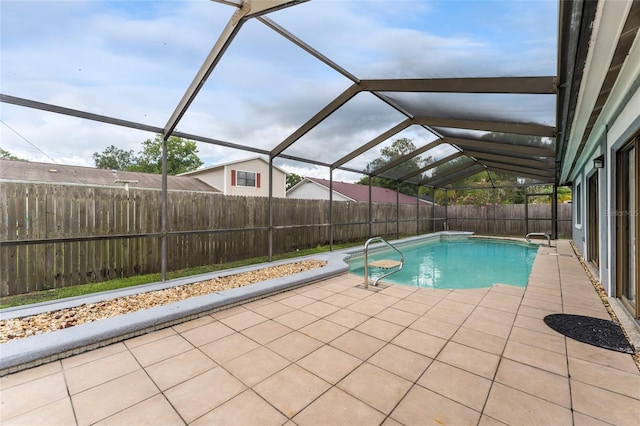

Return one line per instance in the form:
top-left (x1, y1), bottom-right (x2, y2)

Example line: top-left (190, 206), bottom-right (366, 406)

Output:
top-left (0, 0), bottom-right (558, 182)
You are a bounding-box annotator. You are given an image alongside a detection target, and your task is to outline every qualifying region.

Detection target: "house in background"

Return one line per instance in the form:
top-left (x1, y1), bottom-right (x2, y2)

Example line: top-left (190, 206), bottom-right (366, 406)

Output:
top-left (180, 156), bottom-right (287, 198)
top-left (287, 177), bottom-right (432, 205)
top-left (0, 159), bottom-right (219, 193)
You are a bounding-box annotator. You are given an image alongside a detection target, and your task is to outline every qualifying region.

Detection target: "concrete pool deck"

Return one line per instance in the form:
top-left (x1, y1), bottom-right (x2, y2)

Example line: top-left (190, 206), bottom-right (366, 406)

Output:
top-left (1, 240), bottom-right (639, 425)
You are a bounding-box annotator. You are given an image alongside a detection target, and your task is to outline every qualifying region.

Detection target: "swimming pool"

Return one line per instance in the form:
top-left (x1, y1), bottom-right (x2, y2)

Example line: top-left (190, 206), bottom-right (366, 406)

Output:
top-left (349, 235), bottom-right (538, 289)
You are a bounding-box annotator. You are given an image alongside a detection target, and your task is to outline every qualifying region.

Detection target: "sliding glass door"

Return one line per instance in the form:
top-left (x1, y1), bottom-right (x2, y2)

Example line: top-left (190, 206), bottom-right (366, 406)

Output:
top-left (617, 137), bottom-right (639, 319)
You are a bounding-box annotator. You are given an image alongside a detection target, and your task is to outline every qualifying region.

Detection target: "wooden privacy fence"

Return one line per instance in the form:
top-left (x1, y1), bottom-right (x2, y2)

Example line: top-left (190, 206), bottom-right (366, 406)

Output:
top-left (0, 183), bottom-right (434, 296)
top-left (0, 182), bottom-right (571, 296)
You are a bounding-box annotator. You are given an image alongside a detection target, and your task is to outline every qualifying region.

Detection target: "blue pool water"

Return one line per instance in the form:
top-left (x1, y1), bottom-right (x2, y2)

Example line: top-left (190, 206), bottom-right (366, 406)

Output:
top-left (350, 237), bottom-right (538, 289)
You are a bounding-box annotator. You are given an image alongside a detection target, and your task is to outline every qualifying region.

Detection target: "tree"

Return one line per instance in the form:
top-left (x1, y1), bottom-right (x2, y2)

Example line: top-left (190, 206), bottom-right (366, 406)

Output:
top-left (93, 145), bottom-right (135, 170)
top-left (129, 135), bottom-right (203, 175)
top-left (92, 134), bottom-right (203, 175)
top-left (357, 138), bottom-right (425, 196)
top-left (286, 173), bottom-right (303, 190)
top-left (0, 148), bottom-right (23, 160)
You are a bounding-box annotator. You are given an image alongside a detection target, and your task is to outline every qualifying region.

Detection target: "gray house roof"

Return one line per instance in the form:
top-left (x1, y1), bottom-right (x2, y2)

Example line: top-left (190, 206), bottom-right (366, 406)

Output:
top-left (0, 159), bottom-right (219, 192)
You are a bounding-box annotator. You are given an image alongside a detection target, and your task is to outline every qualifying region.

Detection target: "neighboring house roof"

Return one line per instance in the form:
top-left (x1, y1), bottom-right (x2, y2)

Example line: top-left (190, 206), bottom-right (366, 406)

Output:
top-left (292, 177), bottom-right (431, 205)
top-left (179, 156), bottom-right (288, 176)
top-left (0, 159), bottom-right (220, 192)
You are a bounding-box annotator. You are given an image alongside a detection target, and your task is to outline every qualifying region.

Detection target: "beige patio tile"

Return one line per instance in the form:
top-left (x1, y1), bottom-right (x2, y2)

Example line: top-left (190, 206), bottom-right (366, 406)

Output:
top-left (494, 358), bottom-right (571, 408)
top-left (565, 338), bottom-right (640, 373)
top-left (210, 305), bottom-right (247, 320)
top-left (0, 361), bottom-right (61, 390)
top-left (436, 341), bottom-right (500, 379)
top-left (517, 304), bottom-right (560, 321)
top-left (222, 347), bottom-right (290, 386)
top-left (250, 300), bottom-right (295, 318)
top-left (569, 356), bottom-right (640, 399)
top-left (337, 362), bottom-right (412, 415)
top-left (123, 328), bottom-right (177, 349)
top-left (321, 292), bottom-right (359, 308)
top-left (241, 297), bottom-right (276, 310)
top-left (0, 372), bottom-right (68, 421)
top-left (191, 389), bottom-right (288, 426)
top-left (451, 327), bottom-right (507, 355)
top-left (72, 370), bottom-right (159, 426)
top-left (266, 330), bottom-right (324, 362)
top-left (462, 313), bottom-right (513, 339)
top-left (1, 397), bottom-right (75, 426)
top-left (513, 313), bottom-right (563, 336)
top-left (364, 292), bottom-right (402, 307)
top-left (478, 295), bottom-right (521, 313)
top-left (391, 298), bottom-right (430, 315)
top-left (434, 298), bottom-right (476, 315)
top-left (422, 305), bottom-right (469, 326)
top-left (379, 284), bottom-right (416, 299)
top-left (299, 300), bottom-right (341, 317)
top-left (483, 383), bottom-right (572, 426)
top-left (339, 286), bottom-right (373, 299)
top-left (409, 315), bottom-right (459, 339)
top-left (478, 414), bottom-right (509, 426)
top-left (171, 314), bottom-right (214, 333)
top-left (355, 317), bottom-right (404, 341)
top-left (418, 360), bottom-right (492, 412)
top-left (278, 294), bottom-right (316, 309)
top-left (129, 334), bottom-right (194, 367)
top-left (381, 416), bottom-right (404, 426)
top-left (409, 291), bottom-right (447, 307)
top-left (65, 349), bottom-right (141, 395)
top-left (297, 344), bottom-right (363, 384)
top-left (297, 287), bottom-right (335, 301)
top-left (145, 348), bottom-right (216, 391)
top-left (520, 295), bottom-right (563, 311)
top-left (391, 328), bottom-right (447, 359)
top-left (240, 319), bottom-right (293, 345)
top-left (298, 318), bottom-right (349, 343)
top-left (293, 387), bottom-right (386, 426)
top-left (508, 325), bottom-right (566, 354)
top-left (445, 288), bottom-right (488, 305)
top-left (94, 394), bottom-right (183, 426)
top-left (61, 342), bottom-right (129, 369)
top-left (347, 299), bottom-right (387, 316)
top-left (164, 367), bottom-right (246, 423)
top-left (503, 340), bottom-right (568, 376)
top-left (199, 332), bottom-right (260, 364)
top-left (325, 307), bottom-right (370, 328)
top-left (375, 307), bottom-right (419, 327)
top-left (467, 305), bottom-right (516, 326)
top-left (179, 319), bottom-right (236, 347)
top-left (218, 309), bottom-right (268, 331)
top-left (254, 364), bottom-right (331, 417)
top-left (490, 284), bottom-right (525, 297)
top-left (273, 309), bottom-right (319, 330)
top-left (331, 330), bottom-right (387, 360)
top-left (572, 412), bottom-right (614, 426)
top-left (368, 343), bottom-right (433, 382)
top-left (571, 381), bottom-right (640, 425)
top-left (390, 384), bottom-right (481, 425)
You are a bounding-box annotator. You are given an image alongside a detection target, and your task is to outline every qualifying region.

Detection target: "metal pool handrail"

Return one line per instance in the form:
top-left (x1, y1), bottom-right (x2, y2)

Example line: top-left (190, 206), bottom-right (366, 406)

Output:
top-left (363, 237), bottom-right (405, 289)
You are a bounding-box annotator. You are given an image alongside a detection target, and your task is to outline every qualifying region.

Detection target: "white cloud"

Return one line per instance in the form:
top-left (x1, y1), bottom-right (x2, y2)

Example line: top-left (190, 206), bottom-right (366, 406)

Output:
top-left (1, 0), bottom-right (558, 180)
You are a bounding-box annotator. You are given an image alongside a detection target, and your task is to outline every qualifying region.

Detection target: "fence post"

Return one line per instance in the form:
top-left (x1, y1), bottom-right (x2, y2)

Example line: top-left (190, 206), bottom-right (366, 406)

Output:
top-left (329, 168), bottom-right (334, 251)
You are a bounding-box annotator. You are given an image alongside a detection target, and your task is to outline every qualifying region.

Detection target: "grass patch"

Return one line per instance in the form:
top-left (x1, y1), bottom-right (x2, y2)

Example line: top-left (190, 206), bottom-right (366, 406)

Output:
top-left (0, 242), bottom-right (361, 309)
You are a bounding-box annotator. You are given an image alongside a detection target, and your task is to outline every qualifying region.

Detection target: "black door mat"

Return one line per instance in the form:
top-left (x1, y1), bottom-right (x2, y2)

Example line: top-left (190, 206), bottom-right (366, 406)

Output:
top-left (544, 314), bottom-right (636, 354)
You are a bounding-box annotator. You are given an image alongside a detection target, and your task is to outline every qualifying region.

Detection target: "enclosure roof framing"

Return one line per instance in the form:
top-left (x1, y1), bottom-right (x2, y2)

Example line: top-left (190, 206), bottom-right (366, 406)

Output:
top-left (0, 0), bottom-right (579, 190)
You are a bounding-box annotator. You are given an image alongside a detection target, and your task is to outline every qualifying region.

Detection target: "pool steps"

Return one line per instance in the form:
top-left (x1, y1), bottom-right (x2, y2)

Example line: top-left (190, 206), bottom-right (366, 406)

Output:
top-left (363, 237), bottom-right (405, 288)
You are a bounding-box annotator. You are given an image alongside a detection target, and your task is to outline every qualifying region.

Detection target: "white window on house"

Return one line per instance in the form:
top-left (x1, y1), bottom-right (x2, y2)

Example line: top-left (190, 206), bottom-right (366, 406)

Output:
top-left (231, 169), bottom-right (260, 187)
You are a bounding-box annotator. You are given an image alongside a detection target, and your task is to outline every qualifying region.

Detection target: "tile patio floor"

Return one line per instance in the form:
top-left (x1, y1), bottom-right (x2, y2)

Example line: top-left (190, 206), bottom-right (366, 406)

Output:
top-left (1, 241), bottom-right (639, 425)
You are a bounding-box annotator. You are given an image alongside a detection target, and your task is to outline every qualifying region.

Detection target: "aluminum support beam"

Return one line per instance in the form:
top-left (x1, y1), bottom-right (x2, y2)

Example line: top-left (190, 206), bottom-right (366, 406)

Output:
top-left (271, 84), bottom-right (361, 157)
top-left (465, 151), bottom-right (556, 170)
top-left (413, 116), bottom-right (555, 137)
top-left (163, 1), bottom-right (303, 137)
top-left (1, 94), bottom-right (163, 134)
top-left (420, 161), bottom-right (479, 185)
top-left (359, 76), bottom-right (556, 94)
top-left (332, 119), bottom-right (413, 168)
top-left (371, 139), bottom-right (442, 177)
top-left (426, 165), bottom-right (485, 188)
top-left (444, 136), bottom-right (556, 157)
top-left (397, 152), bottom-right (464, 182)
top-left (480, 161), bottom-right (555, 178)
